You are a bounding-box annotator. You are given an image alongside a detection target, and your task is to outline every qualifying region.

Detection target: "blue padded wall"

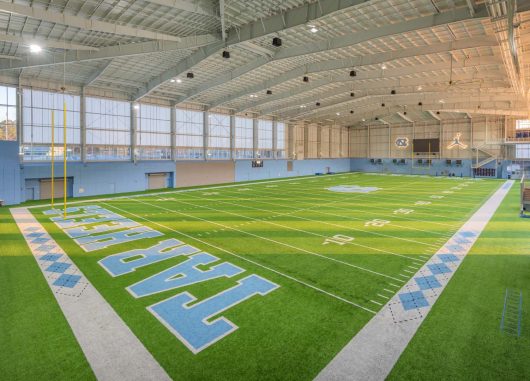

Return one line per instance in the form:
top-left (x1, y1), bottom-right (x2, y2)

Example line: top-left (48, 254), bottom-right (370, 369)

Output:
top-left (21, 160), bottom-right (176, 200)
top-left (0, 141), bottom-right (21, 205)
top-left (235, 159), bottom-right (351, 182)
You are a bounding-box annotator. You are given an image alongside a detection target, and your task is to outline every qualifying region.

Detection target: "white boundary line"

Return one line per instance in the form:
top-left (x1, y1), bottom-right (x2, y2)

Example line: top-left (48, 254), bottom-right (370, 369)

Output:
top-left (10, 207), bottom-right (171, 381)
top-left (314, 180), bottom-right (514, 381)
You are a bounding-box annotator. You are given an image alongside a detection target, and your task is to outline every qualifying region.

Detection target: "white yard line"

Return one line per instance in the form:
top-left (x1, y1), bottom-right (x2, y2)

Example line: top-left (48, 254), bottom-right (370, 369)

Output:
top-left (101, 202), bottom-right (376, 314)
top-left (10, 207), bottom-right (171, 381)
top-left (314, 180), bottom-right (513, 381)
top-left (126, 197), bottom-right (403, 282)
top-left (27, 171), bottom-right (358, 210)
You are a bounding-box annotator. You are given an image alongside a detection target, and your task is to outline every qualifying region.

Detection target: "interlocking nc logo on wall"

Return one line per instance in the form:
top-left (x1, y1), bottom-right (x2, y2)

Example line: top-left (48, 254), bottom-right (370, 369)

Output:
top-left (395, 137), bottom-right (409, 148)
top-left (447, 132), bottom-right (468, 149)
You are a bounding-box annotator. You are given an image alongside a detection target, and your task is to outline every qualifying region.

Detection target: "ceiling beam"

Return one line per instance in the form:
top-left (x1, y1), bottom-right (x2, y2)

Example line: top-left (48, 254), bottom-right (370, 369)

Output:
top-left (132, 0), bottom-right (381, 101)
top-left (396, 112), bottom-right (415, 123)
top-left (84, 61), bottom-right (113, 86)
top-left (0, 34), bottom-right (219, 71)
top-left (466, 0), bottom-right (477, 17)
top-left (0, 31), bottom-right (99, 51)
top-left (286, 91), bottom-right (523, 120)
top-left (267, 78), bottom-right (509, 118)
top-left (427, 110), bottom-right (442, 121)
top-left (249, 58), bottom-right (505, 114)
top-left (0, 2), bottom-right (183, 42)
top-left (208, 35), bottom-right (499, 110)
top-left (144, 0), bottom-right (218, 17)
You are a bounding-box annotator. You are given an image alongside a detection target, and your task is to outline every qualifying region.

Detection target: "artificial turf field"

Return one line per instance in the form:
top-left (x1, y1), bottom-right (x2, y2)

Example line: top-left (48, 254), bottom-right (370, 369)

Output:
top-left (2, 172), bottom-right (529, 380)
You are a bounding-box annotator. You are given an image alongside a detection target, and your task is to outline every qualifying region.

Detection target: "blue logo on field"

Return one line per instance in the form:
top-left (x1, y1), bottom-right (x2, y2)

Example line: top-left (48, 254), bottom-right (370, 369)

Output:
top-left (327, 185), bottom-right (380, 193)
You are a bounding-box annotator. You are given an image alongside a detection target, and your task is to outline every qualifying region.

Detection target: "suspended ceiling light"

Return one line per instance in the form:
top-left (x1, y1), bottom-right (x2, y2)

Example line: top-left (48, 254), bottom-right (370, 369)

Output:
top-left (381, 64), bottom-right (387, 70)
top-left (336, 112), bottom-right (340, 116)
top-left (300, 105), bottom-right (306, 108)
top-left (29, 44), bottom-right (42, 53)
top-left (417, 85), bottom-right (423, 91)
top-left (439, 99), bottom-right (445, 103)
top-left (176, 78), bottom-right (182, 83)
top-left (133, 104), bottom-right (140, 110)
top-left (308, 25), bottom-right (318, 33)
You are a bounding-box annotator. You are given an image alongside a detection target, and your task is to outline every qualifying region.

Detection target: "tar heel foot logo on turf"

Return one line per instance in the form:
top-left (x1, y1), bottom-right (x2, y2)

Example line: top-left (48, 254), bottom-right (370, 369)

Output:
top-left (395, 137), bottom-right (409, 148)
top-left (45, 204), bottom-right (280, 354)
top-left (327, 185), bottom-right (380, 193)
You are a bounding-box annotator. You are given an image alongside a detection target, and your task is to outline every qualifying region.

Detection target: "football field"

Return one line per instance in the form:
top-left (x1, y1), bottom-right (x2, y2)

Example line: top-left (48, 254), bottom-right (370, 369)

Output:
top-left (25, 173), bottom-right (502, 380)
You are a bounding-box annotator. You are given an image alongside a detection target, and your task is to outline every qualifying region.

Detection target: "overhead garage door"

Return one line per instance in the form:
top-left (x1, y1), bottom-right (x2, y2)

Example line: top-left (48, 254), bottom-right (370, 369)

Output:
top-left (148, 173), bottom-right (168, 190)
top-left (40, 179), bottom-right (65, 200)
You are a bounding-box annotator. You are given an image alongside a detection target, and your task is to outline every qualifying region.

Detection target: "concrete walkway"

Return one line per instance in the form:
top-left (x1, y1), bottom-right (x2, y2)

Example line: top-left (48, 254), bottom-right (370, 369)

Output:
top-left (11, 207), bottom-right (171, 381)
top-left (315, 180), bottom-right (514, 381)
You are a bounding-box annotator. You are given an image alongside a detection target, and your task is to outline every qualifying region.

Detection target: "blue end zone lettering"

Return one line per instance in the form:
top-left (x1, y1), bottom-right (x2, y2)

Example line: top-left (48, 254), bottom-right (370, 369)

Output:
top-left (65, 219), bottom-right (140, 238)
top-left (76, 226), bottom-right (164, 252)
top-left (43, 205), bottom-right (101, 215)
top-left (148, 274), bottom-right (279, 353)
top-left (99, 239), bottom-right (198, 277)
top-left (128, 252), bottom-right (244, 298)
top-left (53, 211), bottom-right (126, 229)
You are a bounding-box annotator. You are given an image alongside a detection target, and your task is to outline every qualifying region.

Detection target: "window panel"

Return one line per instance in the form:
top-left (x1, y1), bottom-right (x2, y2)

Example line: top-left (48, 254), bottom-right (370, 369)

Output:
top-left (0, 85), bottom-right (16, 141)
top-left (176, 108), bottom-right (204, 159)
top-left (85, 96), bottom-right (131, 160)
top-left (235, 116), bottom-right (253, 159)
top-left (136, 103), bottom-right (171, 160)
top-left (21, 88), bottom-right (80, 161)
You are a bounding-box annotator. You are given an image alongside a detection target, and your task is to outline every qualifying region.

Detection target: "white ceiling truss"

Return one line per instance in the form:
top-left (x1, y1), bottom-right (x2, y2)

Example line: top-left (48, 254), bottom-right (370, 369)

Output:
top-left (0, 0), bottom-right (530, 125)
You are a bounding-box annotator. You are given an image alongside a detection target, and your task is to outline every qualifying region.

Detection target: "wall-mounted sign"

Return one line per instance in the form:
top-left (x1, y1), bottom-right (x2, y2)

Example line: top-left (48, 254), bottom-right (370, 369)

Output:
top-left (447, 132), bottom-right (468, 149)
top-left (395, 137), bottom-right (409, 148)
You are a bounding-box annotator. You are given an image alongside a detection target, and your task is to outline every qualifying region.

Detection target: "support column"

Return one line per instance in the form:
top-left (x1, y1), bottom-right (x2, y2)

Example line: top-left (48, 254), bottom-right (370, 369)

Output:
top-left (367, 125), bottom-right (371, 158)
top-left (203, 109), bottom-right (209, 160)
top-left (288, 124), bottom-right (295, 159)
top-left (230, 111), bottom-right (235, 160)
top-left (131, 102), bottom-right (138, 163)
top-left (336, 127), bottom-right (344, 158)
top-left (303, 123), bottom-right (309, 159)
top-left (80, 87), bottom-right (87, 163)
top-left (272, 117), bottom-right (277, 159)
top-left (17, 84), bottom-right (23, 152)
top-left (316, 124), bottom-right (321, 158)
top-left (253, 115), bottom-right (258, 159)
top-left (329, 126), bottom-right (333, 158)
top-left (170, 103), bottom-right (176, 162)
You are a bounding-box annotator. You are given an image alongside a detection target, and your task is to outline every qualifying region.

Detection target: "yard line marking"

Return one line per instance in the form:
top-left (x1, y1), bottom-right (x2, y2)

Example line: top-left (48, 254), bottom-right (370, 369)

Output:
top-left (128, 198), bottom-right (403, 282)
top-left (370, 300), bottom-right (383, 306)
top-left (377, 294), bottom-right (389, 300)
top-left (182, 188), bottom-right (439, 250)
top-left (382, 289), bottom-right (394, 294)
top-left (171, 192), bottom-right (428, 260)
top-left (403, 269), bottom-right (414, 274)
top-left (388, 283), bottom-right (401, 288)
top-left (315, 180), bottom-right (514, 381)
top-left (101, 202), bottom-right (376, 314)
top-left (28, 172), bottom-right (359, 210)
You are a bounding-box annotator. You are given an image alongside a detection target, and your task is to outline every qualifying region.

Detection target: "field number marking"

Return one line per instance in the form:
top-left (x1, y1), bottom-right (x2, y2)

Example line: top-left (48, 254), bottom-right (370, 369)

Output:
top-left (323, 234), bottom-right (355, 245)
top-left (364, 219), bottom-right (390, 227)
top-left (393, 208), bottom-right (414, 215)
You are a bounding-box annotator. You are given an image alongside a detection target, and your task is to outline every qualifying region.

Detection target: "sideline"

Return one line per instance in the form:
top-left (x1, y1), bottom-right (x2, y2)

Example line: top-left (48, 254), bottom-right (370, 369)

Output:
top-left (10, 207), bottom-right (171, 381)
top-left (314, 180), bottom-right (514, 381)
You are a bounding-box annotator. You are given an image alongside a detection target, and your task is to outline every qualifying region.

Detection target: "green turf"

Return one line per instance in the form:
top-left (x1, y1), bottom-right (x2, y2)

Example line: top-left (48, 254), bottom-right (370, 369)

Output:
top-left (23, 172), bottom-right (503, 380)
top-left (388, 187), bottom-right (530, 381)
top-left (0, 208), bottom-right (95, 381)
